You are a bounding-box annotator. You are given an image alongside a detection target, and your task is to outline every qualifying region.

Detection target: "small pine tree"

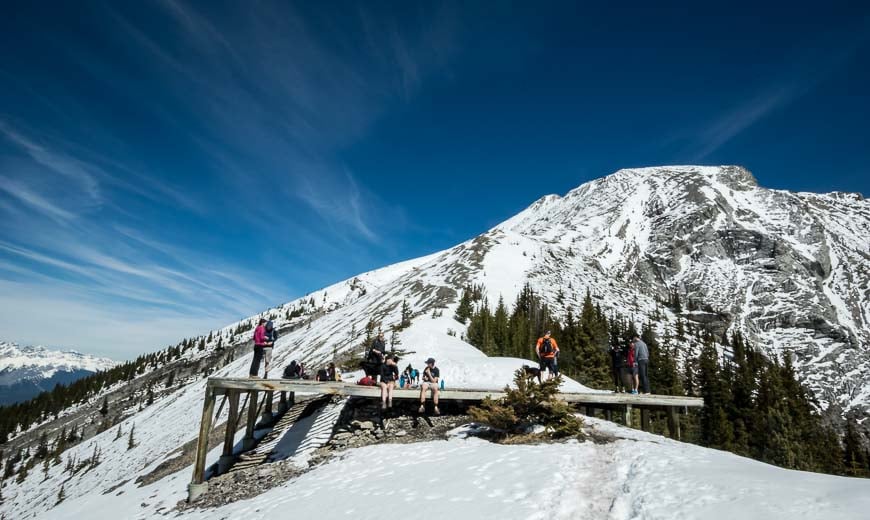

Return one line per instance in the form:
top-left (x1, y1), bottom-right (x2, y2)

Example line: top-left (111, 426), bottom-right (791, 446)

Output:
top-left (36, 431), bottom-right (49, 459)
top-left (114, 425), bottom-right (123, 441)
top-left (454, 289), bottom-right (474, 324)
top-left (15, 463), bottom-right (27, 484)
top-left (127, 425), bottom-right (136, 450)
top-left (57, 483), bottom-right (66, 504)
top-left (400, 299), bottom-right (412, 328)
top-left (468, 370), bottom-right (584, 439)
top-left (99, 396), bottom-right (108, 417)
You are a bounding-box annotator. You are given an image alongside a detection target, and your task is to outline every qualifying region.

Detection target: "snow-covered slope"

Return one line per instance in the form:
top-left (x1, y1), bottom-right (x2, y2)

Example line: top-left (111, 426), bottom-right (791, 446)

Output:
top-left (29, 415), bottom-right (870, 520)
top-left (0, 342), bottom-right (117, 404)
top-left (2, 165), bottom-right (869, 519)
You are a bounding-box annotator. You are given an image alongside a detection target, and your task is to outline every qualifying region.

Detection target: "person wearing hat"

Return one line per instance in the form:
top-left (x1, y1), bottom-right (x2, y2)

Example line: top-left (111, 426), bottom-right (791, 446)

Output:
top-left (419, 357), bottom-right (440, 415)
top-left (535, 330), bottom-right (560, 380)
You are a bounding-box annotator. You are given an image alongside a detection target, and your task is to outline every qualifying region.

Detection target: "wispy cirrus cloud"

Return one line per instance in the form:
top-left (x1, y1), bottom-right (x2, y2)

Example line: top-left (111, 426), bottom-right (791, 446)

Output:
top-left (684, 28), bottom-right (869, 161)
top-left (0, 1), bottom-right (460, 358)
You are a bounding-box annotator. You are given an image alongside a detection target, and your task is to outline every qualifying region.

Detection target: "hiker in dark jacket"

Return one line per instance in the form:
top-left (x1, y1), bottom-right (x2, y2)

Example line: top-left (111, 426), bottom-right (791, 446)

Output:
top-left (633, 336), bottom-right (650, 394)
top-left (609, 344), bottom-right (624, 393)
top-left (363, 332), bottom-right (386, 383)
top-left (379, 355), bottom-right (399, 410)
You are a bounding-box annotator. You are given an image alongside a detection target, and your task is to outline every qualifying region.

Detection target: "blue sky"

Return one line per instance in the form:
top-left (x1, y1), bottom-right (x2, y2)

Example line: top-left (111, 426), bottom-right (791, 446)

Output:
top-left (0, 1), bottom-right (868, 359)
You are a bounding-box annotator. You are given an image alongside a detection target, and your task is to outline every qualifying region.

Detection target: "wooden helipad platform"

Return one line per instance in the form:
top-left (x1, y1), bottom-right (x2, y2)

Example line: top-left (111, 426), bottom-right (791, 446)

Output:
top-left (187, 377), bottom-right (703, 502)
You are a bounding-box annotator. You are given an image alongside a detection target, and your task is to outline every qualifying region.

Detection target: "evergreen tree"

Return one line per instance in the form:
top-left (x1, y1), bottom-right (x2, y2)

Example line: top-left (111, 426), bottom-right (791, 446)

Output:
top-left (127, 425), bottom-right (136, 451)
top-left (843, 419), bottom-right (869, 477)
top-left (574, 291), bottom-right (611, 388)
top-left (647, 327), bottom-right (682, 396)
top-left (492, 296), bottom-right (510, 356)
top-left (99, 396), bottom-right (108, 417)
top-left (697, 343), bottom-right (734, 450)
top-left (36, 431), bottom-right (49, 459)
top-left (400, 300), bottom-right (412, 329)
top-left (16, 462), bottom-right (28, 484)
top-left (454, 289), bottom-right (474, 324)
top-left (57, 483), bottom-right (66, 504)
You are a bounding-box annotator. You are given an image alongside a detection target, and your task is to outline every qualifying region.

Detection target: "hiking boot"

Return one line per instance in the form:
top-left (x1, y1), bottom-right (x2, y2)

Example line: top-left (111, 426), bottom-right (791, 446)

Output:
top-left (418, 404), bottom-right (425, 413)
top-left (433, 406), bottom-right (441, 416)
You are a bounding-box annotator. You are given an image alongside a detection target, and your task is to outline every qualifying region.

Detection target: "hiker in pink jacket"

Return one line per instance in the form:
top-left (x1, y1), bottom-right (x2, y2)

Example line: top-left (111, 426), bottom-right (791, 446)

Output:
top-left (249, 318), bottom-right (273, 378)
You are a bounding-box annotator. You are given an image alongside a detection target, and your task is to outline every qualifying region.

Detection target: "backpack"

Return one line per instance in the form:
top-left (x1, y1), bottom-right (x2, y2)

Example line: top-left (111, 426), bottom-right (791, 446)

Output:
top-left (358, 376), bottom-right (375, 386)
top-left (540, 338), bottom-right (554, 355)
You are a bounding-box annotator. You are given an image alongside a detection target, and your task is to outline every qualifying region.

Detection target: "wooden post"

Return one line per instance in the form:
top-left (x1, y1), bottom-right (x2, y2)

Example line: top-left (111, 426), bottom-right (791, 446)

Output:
top-left (218, 390), bottom-right (240, 474)
top-left (277, 391), bottom-right (289, 414)
top-left (585, 406), bottom-right (595, 418)
top-left (623, 404), bottom-right (632, 428)
top-left (188, 385), bottom-right (216, 502)
top-left (667, 406), bottom-right (681, 440)
top-left (604, 408), bottom-right (612, 421)
top-left (242, 390), bottom-right (259, 451)
top-left (260, 390), bottom-right (274, 425)
top-left (640, 408), bottom-right (650, 431)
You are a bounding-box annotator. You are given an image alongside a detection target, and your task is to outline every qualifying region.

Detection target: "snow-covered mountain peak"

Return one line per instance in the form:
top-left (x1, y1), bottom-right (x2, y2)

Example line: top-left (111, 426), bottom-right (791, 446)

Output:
top-left (0, 341), bottom-right (117, 381)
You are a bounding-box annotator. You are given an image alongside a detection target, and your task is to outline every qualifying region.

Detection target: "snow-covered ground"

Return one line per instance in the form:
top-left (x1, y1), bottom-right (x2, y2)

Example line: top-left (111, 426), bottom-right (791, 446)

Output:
top-left (44, 417), bottom-right (870, 520)
top-left (8, 312), bottom-right (870, 520)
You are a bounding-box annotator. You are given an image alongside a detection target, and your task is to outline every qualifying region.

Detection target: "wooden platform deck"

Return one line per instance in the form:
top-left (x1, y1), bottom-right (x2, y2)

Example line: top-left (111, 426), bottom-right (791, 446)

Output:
top-left (208, 377), bottom-right (704, 408)
top-left (187, 377), bottom-right (703, 502)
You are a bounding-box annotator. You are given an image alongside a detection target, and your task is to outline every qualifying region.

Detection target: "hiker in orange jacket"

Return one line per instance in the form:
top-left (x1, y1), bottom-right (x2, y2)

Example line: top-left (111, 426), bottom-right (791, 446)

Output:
top-left (535, 330), bottom-right (560, 380)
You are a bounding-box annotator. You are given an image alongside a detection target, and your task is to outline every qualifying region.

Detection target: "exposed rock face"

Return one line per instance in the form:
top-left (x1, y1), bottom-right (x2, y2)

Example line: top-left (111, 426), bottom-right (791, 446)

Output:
top-left (251, 166), bottom-right (868, 419)
top-left (491, 166), bottom-right (869, 416)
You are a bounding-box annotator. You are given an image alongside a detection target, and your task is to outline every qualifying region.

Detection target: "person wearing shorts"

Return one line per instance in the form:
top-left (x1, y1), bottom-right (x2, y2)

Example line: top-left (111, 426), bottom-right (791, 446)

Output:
top-left (419, 357), bottom-right (440, 415)
top-left (379, 355), bottom-right (399, 410)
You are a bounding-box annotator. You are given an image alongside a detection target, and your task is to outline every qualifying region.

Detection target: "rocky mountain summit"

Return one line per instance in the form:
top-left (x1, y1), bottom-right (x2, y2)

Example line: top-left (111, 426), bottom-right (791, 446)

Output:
top-left (489, 165), bottom-right (869, 416)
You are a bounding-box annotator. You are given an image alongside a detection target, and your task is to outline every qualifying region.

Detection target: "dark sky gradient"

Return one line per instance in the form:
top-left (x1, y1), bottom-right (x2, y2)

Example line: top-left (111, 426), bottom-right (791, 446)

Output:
top-left (0, 1), bottom-right (868, 357)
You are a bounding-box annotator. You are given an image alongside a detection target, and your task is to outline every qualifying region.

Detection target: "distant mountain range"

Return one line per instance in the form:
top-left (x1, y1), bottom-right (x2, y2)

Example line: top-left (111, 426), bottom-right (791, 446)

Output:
top-left (0, 342), bottom-right (117, 405)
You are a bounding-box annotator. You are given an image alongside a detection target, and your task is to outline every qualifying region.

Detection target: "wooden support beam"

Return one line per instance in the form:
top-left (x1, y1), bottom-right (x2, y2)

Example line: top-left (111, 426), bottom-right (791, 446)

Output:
top-left (585, 406), bottom-right (595, 418)
top-left (188, 386), bottom-right (216, 502)
top-left (218, 390), bottom-right (240, 474)
top-left (640, 408), bottom-right (650, 432)
top-left (623, 404), bottom-right (632, 428)
top-left (260, 390), bottom-right (274, 425)
top-left (667, 406), bottom-right (681, 440)
top-left (242, 390), bottom-right (259, 451)
top-left (277, 391), bottom-right (289, 414)
top-left (604, 408), bottom-right (612, 421)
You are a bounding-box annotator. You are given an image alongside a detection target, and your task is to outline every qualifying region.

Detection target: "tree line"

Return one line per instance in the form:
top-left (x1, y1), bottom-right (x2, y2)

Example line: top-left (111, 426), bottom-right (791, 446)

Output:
top-left (460, 283), bottom-right (870, 478)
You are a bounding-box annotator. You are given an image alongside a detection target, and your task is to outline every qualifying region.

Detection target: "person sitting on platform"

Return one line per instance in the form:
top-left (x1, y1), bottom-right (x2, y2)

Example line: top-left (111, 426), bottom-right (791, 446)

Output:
top-left (379, 355), bottom-right (400, 410)
top-left (419, 358), bottom-right (440, 415)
